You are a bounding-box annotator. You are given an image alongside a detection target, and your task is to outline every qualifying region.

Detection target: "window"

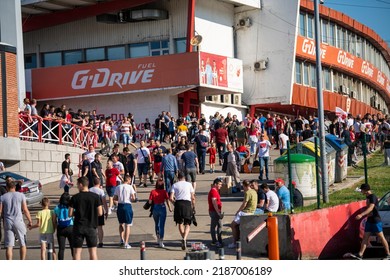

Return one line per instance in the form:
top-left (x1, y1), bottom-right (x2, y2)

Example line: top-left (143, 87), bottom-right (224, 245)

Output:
top-left (107, 46), bottom-right (126, 61)
top-left (25, 54), bottom-right (37, 69)
top-left (86, 48), bottom-right (105, 62)
top-left (307, 15), bottom-right (314, 39)
top-left (323, 68), bottom-right (331, 90)
top-left (129, 43), bottom-right (149, 58)
top-left (356, 36), bottom-right (362, 58)
top-left (350, 34), bottom-right (356, 55)
top-left (175, 38), bottom-right (186, 53)
top-left (295, 61), bottom-right (302, 84)
top-left (322, 20), bottom-right (328, 44)
top-left (43, 52), bottom-right (61, 67)
top-left (310, 65), bottom-right (316, 87)
top-left (303, 63), bottom-right (309, 85)
top-left (337, 26), bottom-right (343, 49)
top-left (150, 40), bottom-right (169, 56)
top-left (329, 23), bottom-right (336, 46)
top-left (64, 50), bottom-right (83, 65)
top-left (299, 13), bottom-right (306, 36)
top-left (342, 29), bottom-right (347, 51)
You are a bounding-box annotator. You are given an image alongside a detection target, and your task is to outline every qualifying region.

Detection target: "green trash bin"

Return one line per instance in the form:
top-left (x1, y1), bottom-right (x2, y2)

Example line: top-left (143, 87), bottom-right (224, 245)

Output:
top-left (274, 154), bottom-right (317, 198)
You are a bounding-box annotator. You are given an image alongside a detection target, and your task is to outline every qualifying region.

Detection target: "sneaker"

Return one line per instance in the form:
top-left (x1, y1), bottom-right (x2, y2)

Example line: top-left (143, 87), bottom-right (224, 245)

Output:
top-left (124, 244), bottom-right (131, 249)
top-left (108, 208), bottom-right (112, 215)
top-left (119, 240), bottom-right (125, 247)
top-left (98, 243), bottom-right (103, 248)
top-left (350, 253), bottom-right (363, 260)
top-left (159, 241), bottom-right (165, 248)
top-left (181, 239), bottom-right (187, 250)
top-left (228, 243), bottom-right (236, 249)
top-left (382, 255), bottom-right (390, 260)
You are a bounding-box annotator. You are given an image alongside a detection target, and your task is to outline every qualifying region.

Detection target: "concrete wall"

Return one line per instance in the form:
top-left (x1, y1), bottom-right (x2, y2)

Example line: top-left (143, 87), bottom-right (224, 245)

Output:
top-left (5, 141), bottom-right (84, 185)
top-left (239, 201), bottom-right (366, 259)
top-left (235, 0), bottom-right (299, 105)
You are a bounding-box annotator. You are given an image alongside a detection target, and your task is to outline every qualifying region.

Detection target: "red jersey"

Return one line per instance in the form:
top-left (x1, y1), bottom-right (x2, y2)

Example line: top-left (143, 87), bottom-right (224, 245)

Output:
top-left (208, 187), bottom-right (222, 212)
top-left (149, 189), bottom-right (169, 205)
top-left (105, 167), bottom-right (119, 187)
top-left (214, 128), bottom-right (228, 144)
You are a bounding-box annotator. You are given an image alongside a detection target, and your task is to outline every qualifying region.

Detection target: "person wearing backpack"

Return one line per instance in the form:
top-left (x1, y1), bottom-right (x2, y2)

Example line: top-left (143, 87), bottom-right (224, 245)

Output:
top-left (53, 192), bottom-right (74, 260)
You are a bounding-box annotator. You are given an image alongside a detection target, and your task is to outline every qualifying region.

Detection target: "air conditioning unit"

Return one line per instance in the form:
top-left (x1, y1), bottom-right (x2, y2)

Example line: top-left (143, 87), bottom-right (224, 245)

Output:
top-left (221, 94), bottom-right (230, 104)
top-left (339, 85), bottom-right (347, 94)
top-left (233, 94), bottom-right (241, 105)
top-left (346, 87), bottom-right (350, 96)
top-left (211, 95), bottom-right (220, 103)
top-left (349, 90), bottom-right (356, 99)
top-left (238, 17), bottom-right (252, 27)
top-left (254, 60), bottom-right (267, 71)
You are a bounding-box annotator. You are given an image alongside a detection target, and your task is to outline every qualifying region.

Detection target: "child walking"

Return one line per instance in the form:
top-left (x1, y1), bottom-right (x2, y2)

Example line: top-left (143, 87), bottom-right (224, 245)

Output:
top-left (207, 142), bottom-right (217, 173)
top-left (29, 197), bottom-right (57, 260)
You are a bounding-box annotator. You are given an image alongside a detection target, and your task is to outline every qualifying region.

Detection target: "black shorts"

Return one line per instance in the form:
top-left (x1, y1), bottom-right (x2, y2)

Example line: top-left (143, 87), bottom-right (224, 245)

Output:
top-left (174, 200), bottom-right (192, 225)
top-left (72, 227), bottom-right (98, 248)
top-left (98, 215), bottom-right (105, 226)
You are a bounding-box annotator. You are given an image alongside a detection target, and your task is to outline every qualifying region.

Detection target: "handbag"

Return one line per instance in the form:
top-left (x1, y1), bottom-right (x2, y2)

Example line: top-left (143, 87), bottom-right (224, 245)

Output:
top-left (140, 148), bottom-right (150, 165)
top-left (143, 200), bottom-right (152, 210)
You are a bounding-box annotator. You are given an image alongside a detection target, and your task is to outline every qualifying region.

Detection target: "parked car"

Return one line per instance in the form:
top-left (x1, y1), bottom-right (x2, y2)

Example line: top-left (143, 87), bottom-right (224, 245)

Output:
top-left (359, 191), bottom-right (390, 248)
top-left (0, 171), bottom-right (44, 206)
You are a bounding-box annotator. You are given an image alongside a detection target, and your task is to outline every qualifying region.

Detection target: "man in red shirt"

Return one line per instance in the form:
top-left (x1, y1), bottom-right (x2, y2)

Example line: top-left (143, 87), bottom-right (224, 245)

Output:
top-left (208, 178), bottom-right (223, 247)
top-left (214, 123), bottom-right (228, 166)
top-left (105, 160), bottom-right (123, 215)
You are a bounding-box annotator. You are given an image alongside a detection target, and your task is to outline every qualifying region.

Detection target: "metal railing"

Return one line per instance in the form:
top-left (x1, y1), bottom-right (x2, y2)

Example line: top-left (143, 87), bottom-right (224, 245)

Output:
top-left (19, 113), bottom-right (98, 150)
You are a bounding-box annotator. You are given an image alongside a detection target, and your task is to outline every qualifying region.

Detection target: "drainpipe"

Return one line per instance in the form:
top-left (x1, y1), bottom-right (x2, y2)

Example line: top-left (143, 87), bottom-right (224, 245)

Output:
top-left (186, 0), bottom-right (195, 52)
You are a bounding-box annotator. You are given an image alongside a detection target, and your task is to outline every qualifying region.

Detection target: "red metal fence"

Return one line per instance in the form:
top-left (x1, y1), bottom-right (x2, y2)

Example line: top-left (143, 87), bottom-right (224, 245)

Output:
top-left (19, 113), bottom-right (98, 150)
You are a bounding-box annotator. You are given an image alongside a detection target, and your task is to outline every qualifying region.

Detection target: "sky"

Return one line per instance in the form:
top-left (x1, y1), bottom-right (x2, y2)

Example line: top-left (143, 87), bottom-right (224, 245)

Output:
top-left (323, 0), bottom-right (390, 46)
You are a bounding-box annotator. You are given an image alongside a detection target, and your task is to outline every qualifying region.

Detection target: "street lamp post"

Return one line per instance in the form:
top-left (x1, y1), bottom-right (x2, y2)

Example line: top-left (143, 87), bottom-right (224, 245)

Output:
top-left (314, 0), bottom-right (329, 203)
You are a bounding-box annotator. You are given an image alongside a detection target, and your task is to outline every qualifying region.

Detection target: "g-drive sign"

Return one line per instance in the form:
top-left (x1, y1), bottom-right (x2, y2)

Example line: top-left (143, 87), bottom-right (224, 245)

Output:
top-left (71, 66), bottom-right (155, 90)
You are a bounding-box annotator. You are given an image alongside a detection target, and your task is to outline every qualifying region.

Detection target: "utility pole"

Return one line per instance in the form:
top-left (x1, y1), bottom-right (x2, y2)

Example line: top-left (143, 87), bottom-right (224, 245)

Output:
top-left (314, 0), bottom-right (329, 203)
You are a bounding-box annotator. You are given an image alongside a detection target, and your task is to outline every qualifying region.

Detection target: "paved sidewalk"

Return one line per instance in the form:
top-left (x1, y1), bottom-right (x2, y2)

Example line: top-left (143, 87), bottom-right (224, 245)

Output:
top-left (0, 146), bottom-right (364, 260)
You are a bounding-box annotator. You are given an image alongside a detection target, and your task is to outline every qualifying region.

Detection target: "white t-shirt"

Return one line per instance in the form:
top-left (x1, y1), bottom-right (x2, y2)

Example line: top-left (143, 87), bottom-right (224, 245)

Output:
top-left (136, 147), bottom-right (150, 164)
top-left (89, 186), bottom-right (105, 200)
top-left (266, 190), bottom-right (279, 212)
top-left (113, 161), bottom-right (124, 183)
top-left (114, 183), bottom-right (135, 204)
top-left (257, 140), bottom-right (271, 158)
top-left (170, 180), bottom-right (194, 201)
top-left (85, 151), bottom-right (96, 163)
top-left (278, 133), bottom-right (289, 149)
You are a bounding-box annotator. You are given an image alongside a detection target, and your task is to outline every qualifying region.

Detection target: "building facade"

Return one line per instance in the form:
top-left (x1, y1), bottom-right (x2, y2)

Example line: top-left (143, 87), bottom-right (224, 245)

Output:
top-left (20, 0), bottom-right (390, 126)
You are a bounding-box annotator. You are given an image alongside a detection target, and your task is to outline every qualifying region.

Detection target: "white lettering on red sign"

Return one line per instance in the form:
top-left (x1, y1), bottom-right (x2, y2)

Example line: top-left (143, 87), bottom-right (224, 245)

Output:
top-left (377, 71), bottom-right (385, 86)
top-left (301, 39), bottom-right (326, 59)
top-left (71, 65), bottom-right (156, 90)
top-left (337, 50), bottom-right (354, 69)
top-left (361, 61), bottom-right (374, 78)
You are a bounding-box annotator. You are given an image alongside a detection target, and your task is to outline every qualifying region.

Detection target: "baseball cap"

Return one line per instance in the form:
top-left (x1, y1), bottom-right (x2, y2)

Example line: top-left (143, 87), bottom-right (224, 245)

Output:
top-left (275, 178), bottom-right (284, 185)
top-left (291, 180), bottom-right (296, 186)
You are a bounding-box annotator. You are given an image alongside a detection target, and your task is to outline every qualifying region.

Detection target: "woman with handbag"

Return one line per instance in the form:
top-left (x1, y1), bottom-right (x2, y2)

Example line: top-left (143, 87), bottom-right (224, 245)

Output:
top-left (147, 179), bottom-right (172, 248)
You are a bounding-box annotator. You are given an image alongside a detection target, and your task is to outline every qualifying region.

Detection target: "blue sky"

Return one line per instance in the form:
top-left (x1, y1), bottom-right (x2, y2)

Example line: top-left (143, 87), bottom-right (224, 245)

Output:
top-left (323, 0), bottom-right (390, 46)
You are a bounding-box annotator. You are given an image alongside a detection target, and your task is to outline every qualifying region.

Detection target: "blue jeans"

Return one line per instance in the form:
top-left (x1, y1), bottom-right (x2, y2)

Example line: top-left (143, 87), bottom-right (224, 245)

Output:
top-left (164, 171), bottom-right (175, 193)
top-left (259, 156), bottom-right (269, 180)
top-left (152, 204), bottom-right (167, 239)
top-left (197, 149), bottom-right (206, 173)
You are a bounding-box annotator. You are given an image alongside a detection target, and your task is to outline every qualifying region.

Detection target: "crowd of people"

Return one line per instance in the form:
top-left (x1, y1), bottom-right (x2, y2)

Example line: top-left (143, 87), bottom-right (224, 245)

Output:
top-left (5, 102), bottom-right (390, 259)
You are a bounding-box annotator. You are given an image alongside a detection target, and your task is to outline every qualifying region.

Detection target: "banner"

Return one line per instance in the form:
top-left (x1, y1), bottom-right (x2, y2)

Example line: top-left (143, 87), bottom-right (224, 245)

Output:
top-left (199, 52), bottom-right (243, 92)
